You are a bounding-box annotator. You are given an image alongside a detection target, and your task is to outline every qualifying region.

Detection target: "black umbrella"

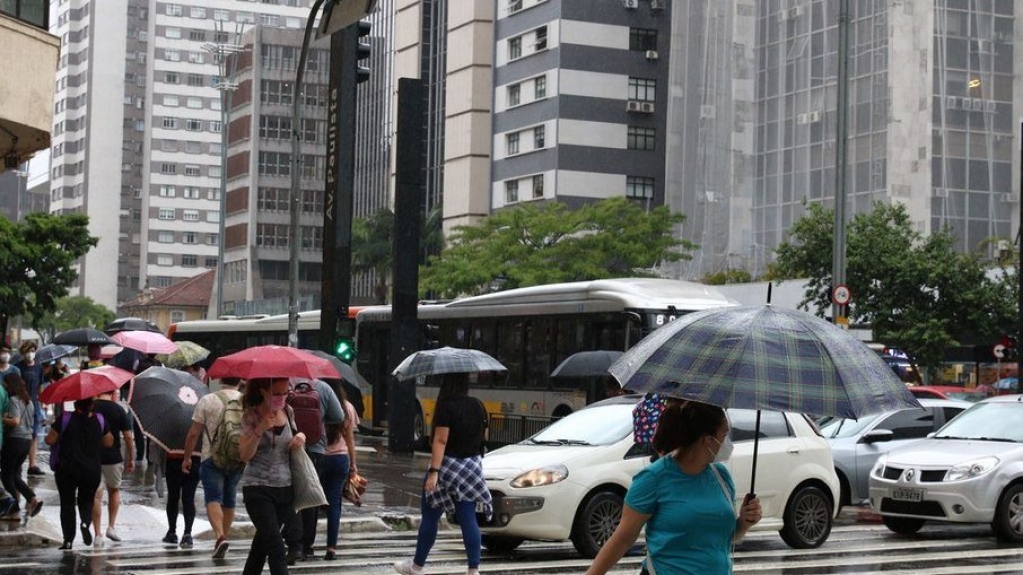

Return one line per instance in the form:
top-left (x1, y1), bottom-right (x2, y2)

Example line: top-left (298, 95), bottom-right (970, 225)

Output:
top-left (127, 366), bottom-right (208, 454)
top-left (302, 349), bottom-right (369, 416)
top-left (52, 328), bottom-right (116, 346)
top-left (104, 317), bottom-right (162, 334)
top-left (550, 350), bottom-right (624, 378)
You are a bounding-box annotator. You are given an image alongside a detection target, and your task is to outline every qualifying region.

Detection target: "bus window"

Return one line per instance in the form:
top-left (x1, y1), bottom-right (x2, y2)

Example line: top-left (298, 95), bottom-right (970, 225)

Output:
top-left (525, 318), bottom-right (556, 389)
top-left (496, 319), bottom-right (524, 387)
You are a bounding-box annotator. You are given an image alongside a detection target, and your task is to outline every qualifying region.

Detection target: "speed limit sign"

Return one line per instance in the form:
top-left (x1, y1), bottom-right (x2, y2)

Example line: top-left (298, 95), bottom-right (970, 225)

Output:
top-left (832, 284), bottom-right (852, 306)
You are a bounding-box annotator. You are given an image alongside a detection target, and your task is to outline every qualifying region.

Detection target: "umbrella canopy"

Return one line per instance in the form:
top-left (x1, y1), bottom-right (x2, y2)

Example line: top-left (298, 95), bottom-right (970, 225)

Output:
top-left (207, 345), bottom-right (341, 380)
top-left (128, 366), bottom-right (208, 454)
top-left (609, 305), bottom-right (921, 420)
top-left (52, 328), bottom-right (116, 346)
top-left (104, 317), bottom-right (162, 335)
top-left (550, 350), bottom-right (624, 378)
top-left (158, 340), bottom-right (211, 369)
top-left (110, 330), bottom-right (179, 355)
top-left (39, 365), bottom-right (135, 404)
top-left (301, 349), bottom-right (370, 416)
top-left (392, 347), bottom-right (507, 382)
top-left (34, 344), bottom-right (78, 365)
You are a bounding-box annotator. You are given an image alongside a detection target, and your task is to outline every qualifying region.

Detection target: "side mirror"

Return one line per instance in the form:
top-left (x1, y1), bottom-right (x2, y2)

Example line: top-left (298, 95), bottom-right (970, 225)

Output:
top-left (860, 429), bottom-right (894, 444)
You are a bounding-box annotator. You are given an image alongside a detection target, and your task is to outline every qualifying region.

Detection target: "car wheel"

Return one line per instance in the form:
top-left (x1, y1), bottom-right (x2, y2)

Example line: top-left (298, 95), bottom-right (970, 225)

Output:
top-left (481, 535), bottom-right (525, 553)
top-left (412, 408), bottom-right (427, 451)
top-left (882, 515), bottom-right (925, 534)
top-left (780, 485), bottom-right (833, 548)
top-left (992, 483), bottom-right (1023, 543)
top-left (571, 491), bottom-right (623, 558)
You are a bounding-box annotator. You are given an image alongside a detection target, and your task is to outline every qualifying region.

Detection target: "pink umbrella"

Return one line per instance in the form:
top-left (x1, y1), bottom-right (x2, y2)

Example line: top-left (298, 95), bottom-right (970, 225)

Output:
top-left (111, 330), bottom-right (179, 355)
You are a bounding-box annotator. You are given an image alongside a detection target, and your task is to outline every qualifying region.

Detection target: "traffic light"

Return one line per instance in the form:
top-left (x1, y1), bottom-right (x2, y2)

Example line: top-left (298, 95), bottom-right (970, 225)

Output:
top-left (334, 316), bottom-right (357, 363)
top-left (355, 20), bottom-right (371, 84)
top-left (1005, 335), bottom-right (1018, 360)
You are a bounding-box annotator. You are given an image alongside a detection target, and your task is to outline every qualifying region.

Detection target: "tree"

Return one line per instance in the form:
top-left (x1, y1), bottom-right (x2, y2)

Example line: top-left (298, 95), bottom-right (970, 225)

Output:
top-left (352, 207), bottom-right (443, 304)
top-left (0, 213), bottom-right (99, 340)
top-left (33, 296), bottom-right (115, 341)
top-left (419, 197), bottom-right (697, 298)
top-left (772, 201), bottom-right (1014, 376)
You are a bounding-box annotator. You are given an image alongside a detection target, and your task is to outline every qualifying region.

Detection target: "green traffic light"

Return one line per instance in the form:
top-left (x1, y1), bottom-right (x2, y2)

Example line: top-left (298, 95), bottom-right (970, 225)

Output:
top-left (335, 339), bottom-right (357, 363)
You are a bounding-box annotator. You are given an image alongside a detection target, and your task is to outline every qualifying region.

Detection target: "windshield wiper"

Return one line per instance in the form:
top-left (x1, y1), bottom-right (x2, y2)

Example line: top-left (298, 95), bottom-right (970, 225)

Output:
top-left (555, 439), bottom-right (592, 446)
top-left (936, 435), bottom-right (1018, 443)
top-left (934, 435), bottom-right (970, 440)
top-left (529, 439), bottom-right (567, 445)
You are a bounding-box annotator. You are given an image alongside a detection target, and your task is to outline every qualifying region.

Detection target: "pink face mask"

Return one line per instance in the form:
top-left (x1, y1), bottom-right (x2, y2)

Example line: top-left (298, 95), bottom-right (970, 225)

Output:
top-left (269, 395), bottom-right (287, 411)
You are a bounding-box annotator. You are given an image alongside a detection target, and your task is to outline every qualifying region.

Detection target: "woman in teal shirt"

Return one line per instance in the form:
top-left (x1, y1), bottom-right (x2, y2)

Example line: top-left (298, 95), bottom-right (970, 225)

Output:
top-left (586, 401), bottom-right (762, 575)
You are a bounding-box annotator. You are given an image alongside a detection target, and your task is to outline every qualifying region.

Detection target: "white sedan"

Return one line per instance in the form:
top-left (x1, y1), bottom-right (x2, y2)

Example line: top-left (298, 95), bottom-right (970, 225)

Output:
top-left (479, 395), bottom-right (841, 557)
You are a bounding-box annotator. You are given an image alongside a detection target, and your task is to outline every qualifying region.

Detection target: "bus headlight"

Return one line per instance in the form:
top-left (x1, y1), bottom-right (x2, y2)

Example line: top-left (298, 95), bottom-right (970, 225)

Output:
top-left (510, 464), bottom-right (569, 488)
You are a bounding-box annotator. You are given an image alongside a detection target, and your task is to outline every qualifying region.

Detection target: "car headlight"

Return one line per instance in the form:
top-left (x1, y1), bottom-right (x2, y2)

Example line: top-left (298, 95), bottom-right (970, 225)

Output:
top-left (871, 454), bottom-right (889, 477)
top-left (510, 464), bottom-right (569, 488)
top-left (945, 456), bottom-right (999, 482)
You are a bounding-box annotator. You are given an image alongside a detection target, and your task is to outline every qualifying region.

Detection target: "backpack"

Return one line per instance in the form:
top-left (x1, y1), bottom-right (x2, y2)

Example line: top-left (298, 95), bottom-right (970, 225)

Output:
top-left (632, 393), bottom-right (668, 445)
top-left (50, 411), bottom-right (106, 472)
top-left (287, 382), bottom-right (323, 445)
top-left (208, 391), bottom-right (245, 472)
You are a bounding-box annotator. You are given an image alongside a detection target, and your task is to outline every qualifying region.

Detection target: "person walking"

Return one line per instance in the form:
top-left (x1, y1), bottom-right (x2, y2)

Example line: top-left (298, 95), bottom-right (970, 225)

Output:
top-left (394, 372), bottom-right (491, 575)
top-left (321, 385), bottom-right (359, 561)
top-left (181, 377), bottom-right (244, 558)
top-left (0, 353), bottom-right (15, 515)
top-left (0, 373), bottom-right (43, 520)
top-left (161, 448), bottom-right (201, 548)
top-left (13, 342), bottom-right (45, 477)
top-left (46, 398), bottom-right (114, 550)
top-left (91, 390), bottom-right (135, 544)
top-left (238, 378), bottom-right (305, 575)
top-left (584, 401), bottom-right (763, 575)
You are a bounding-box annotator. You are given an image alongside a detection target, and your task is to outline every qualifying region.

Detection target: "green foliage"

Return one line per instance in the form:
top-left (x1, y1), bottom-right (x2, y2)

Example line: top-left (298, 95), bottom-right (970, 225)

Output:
top-left (703, 268), bottom-right (753, 285)
top-left (0, 213), bottom-right (99, 337)
top-left (33, 296), bottom-right (115, 341)
top-left (772, 201), bottom-right (1013, 374)
top-left (419, 197), bottom-right (696, 298)
top-left (352, 207), bottom-right (443, 304)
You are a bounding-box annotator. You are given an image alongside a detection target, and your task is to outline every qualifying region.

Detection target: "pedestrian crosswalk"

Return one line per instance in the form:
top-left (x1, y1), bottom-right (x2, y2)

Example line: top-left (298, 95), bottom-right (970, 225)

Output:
top-left (2, 523), bottom-right (1022, 574)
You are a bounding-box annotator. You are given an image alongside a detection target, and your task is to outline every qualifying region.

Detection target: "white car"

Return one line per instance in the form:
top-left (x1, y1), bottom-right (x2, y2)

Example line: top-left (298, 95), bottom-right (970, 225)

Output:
top-left (479, 395), bottom-right (841, 557)
top-left (868, 394), bottom-right (1023, 542)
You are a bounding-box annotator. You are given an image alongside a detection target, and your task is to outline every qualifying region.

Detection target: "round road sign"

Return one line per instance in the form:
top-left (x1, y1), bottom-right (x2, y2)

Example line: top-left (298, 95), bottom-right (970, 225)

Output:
top-left (832, 284), bottom-right (852, 306)
top-left (994, 344), bottom-right (1006, 360)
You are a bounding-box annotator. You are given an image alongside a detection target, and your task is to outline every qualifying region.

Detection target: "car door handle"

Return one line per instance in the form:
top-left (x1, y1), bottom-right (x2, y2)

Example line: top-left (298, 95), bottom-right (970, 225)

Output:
top-left (787, 447), bottom-right (801, 455)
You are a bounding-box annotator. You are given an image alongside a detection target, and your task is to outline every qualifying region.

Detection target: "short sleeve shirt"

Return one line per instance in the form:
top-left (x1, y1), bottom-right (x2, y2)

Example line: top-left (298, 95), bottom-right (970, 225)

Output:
top-left (626, 458), bottom-right (736, 575)
top-left (306, 379), bottom-right (344, 454)
top-left (93, 399), bottom-right (131, 465)
top-left (15, 362), bottom-right (43, 403)
top-left (432, 396), bottom-right (487, 458)
top-left (191, 389), bottom-right (241, 461)
top-left (325, 401), bottom-right (360, 456)
top-left (240, 407), bottom-right (294, 488)
top-left (5, 397), bottom-right (33, 440)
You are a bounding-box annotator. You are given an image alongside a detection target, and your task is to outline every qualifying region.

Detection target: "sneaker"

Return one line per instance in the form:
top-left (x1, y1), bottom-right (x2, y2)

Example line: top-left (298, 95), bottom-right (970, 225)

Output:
top-left (1, 509), bottom-right (21, 521)
top-left (211, 536), bottom-right (229, 559)
top-left (393, 559), bottom-right (425, 575)
top-left (162, 532), bottom-right (178, 545)
top-left (180, 534), bottom-right (193, 549)
top-left (59, 541), bottom-right (72, 551)
top-left (27, 499), bottom-right (43, 518)
top-left (106, 527), bottom-right (121, 542)
top-left (80, 523), bottom-right (93, 546)
top-left (27, 466), bottom-right (45, 477)
top-left (286, 548), bottom-right (301, 566)
top-left (324, 550), bottom-right (337, 561)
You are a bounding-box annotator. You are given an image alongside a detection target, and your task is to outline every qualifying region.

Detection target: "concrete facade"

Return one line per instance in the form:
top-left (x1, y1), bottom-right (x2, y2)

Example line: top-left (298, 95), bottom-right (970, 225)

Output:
top-left (0, 9), bottom-right (58, 169)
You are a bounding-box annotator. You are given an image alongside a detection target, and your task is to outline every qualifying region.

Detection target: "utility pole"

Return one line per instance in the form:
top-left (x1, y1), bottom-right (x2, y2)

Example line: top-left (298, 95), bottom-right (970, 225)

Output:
top-left (1017, 120), bottom-right (1022, 393)
top-left (831, 0), bottom-right (851, 325)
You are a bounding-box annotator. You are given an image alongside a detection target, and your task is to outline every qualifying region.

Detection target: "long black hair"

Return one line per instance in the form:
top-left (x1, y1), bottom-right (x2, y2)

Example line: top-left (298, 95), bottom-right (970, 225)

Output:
top-left (3, 373), bottom-right (29, 403)
top-left (325, 382), bottom-right (349, 446)
top-left (431, 372), bottom-right (470, 427)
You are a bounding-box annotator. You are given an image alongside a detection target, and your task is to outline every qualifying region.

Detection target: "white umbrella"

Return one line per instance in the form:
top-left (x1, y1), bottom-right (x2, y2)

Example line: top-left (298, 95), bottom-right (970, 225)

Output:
top-left (392, 347), bottom-right (507, 382)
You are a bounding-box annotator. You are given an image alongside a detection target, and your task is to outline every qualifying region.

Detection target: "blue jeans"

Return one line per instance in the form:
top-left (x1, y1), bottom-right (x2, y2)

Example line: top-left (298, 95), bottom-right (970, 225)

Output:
top-left (414, 488), bottom-right (481, 569)
top-left (199, 458), bottom-right (242, 508)
top-left (321, 454), bottom-right (350, 549)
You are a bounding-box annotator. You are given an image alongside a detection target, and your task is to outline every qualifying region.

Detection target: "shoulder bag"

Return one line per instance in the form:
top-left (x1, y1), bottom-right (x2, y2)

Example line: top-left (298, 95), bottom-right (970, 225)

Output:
top-left (287, 408), bottom-right (327, 512)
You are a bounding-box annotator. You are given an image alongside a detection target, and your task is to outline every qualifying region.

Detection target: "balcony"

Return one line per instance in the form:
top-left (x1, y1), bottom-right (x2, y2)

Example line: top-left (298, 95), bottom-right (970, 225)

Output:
top-left (0, 11), bottom-right (59, 172)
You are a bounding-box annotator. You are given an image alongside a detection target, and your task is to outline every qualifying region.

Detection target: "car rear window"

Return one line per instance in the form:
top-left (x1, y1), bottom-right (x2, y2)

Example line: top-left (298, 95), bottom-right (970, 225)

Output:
top-left (727, 409), bottom-right (791, 441)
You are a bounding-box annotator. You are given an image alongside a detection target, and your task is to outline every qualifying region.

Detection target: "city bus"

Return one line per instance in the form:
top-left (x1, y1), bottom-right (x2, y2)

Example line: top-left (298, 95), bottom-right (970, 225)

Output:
top-left (355, 278), bottom-right (737, 445)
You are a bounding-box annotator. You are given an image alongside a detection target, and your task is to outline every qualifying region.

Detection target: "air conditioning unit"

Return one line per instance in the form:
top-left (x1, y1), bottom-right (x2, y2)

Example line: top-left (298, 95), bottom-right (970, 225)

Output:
top-left (972, 99), bottom-right (985, 111)
top-left (808, 111), bottom-right (822, 122)
top-left (626, 100), bottom-right (642, 112)
top-left (797, 113), bottom-right (809, 124)
top-left (623, 0), bottom-right (638, 8)
top-left (1001, 193), bottom-right (1018, 203)
top-left (933, 188), bottom-right (948, 198)
top-left (790, 6), bottom-right (803, 18)
top-left (650, 0), bottom-right (664, 9)
top-left (645, 50), bottom-right (659, 60)
top-left (640, 102), bottom-right (656, 113)
top-left (984, 101), bottom-right (996, 113)
top-left (945, 96), bottom-right (959, 109)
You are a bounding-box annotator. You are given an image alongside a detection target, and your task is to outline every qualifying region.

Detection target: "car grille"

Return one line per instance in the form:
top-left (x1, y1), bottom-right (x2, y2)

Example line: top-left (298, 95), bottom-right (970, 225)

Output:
top-left (880, 498), bottom-right (946, 517)
top-left (881, 466), bottom-right (903, 480)
top-left (919, 469), bottom-right (947, 482)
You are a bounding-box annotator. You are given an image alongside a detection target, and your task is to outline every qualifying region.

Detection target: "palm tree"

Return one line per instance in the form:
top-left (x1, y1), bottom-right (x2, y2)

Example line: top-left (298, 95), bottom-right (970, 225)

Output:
top-left (352, 207), bottom-right (445, 304)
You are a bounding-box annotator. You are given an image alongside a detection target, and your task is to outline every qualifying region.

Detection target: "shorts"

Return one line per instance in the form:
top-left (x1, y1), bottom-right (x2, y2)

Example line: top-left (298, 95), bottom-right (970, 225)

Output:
top-left (31, 401), bottom-right (44, 437)
top-left (101, 463), bottom-right (124, 489)
top-left (200, 458), bottom-right (242, 509)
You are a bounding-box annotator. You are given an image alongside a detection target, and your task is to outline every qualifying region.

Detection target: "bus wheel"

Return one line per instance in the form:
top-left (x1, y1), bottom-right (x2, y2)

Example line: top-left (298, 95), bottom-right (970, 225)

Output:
top-left (551, 405), bottom-right (573, 421)
top-left (412, 407), bottom-right (428, 450)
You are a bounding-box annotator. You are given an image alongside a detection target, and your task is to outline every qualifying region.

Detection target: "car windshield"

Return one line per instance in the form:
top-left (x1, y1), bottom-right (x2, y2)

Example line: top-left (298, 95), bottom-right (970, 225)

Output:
top-left (528, 404), bottom-right (634, 446)
top-left (933, 402), bottom-right (1023, 442)
top-left (944, 391), bottom-right (987, 403)
top-left (818, 413), bottom-right (881, 439)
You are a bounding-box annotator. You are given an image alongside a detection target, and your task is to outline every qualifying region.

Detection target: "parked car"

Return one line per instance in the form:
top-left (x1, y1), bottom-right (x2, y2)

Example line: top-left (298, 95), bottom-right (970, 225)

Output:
top-left (479, 395), bottom-right (841, 557)
top-left (908, 385), bottom-right (989, 403)
top-left (821, 398), bottom-right (972, 506)
top-left (868, 394), bottom-right (1023, 542)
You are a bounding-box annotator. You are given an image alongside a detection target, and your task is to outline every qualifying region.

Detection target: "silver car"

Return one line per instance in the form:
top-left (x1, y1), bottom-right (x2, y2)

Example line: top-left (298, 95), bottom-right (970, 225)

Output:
top-left (820, 398), bottom-right (972, 506)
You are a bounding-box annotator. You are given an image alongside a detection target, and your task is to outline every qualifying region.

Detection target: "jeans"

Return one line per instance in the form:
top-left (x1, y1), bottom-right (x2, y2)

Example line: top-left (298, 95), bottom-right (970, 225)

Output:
top-left (414, 491), bottom-right (481, 569)
top-left (242, 485), bottom-right (293, 575)
top-left (165, 456), bottom-right (200, 535)
top-left (55, 466), bottom-right (101, 544)
top-left (321, 453), bottom-right (350, 549)
top-left (199, 458), bottom-right (242, 508)
top-left (0, 437), bottom-right (35, 505)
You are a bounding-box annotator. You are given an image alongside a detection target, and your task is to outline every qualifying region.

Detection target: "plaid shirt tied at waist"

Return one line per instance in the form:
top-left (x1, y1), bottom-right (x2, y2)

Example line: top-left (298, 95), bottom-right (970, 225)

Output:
top-left (425, 455), bottom-right (493, 521)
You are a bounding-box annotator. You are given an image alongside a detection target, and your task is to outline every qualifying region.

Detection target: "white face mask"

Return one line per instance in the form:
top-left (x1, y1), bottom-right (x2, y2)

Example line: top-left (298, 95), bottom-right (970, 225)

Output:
top-left (25, 352), bottom-right (35, 362)
top-left (709, 435), bottom-right (734, 463)
top-left (0, 353), bottom-right (9, 363)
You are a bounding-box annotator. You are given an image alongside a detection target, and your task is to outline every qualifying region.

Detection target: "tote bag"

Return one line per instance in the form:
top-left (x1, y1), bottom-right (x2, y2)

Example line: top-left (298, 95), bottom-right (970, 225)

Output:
top-left (290, 447), bottom-right (327, 513)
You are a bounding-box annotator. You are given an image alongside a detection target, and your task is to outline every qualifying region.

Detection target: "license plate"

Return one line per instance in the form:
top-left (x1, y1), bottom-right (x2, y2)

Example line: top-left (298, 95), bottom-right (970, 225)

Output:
top-left (892, 487), bottom-right (924, 502)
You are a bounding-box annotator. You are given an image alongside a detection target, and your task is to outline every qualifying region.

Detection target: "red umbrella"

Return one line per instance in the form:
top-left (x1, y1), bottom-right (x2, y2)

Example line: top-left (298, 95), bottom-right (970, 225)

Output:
top-left (111, 330), bottom-right (179, 354)
top-left (39, 365), bottom-right (135, 404)
top-left (207, 345), bottom-right (341, 380)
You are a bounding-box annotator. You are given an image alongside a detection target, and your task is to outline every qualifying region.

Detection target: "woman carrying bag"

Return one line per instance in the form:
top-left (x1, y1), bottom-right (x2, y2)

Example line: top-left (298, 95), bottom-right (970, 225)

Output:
top-left (238, 378), bottom-right (305, 575)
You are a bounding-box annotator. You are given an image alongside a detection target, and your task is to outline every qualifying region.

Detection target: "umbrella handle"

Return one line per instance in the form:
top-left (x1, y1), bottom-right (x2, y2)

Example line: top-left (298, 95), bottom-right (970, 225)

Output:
top-left (749, 409), bottom-right (761, 499)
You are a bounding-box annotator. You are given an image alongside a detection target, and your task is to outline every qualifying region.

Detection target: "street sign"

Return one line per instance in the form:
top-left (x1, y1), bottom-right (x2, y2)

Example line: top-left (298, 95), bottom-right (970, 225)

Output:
top-left (994, 344), bottom-right (1006, 359)
top-left (832, 284), bottom-right (852, 306)
top-left (835, 316), bottom-right (849, 328)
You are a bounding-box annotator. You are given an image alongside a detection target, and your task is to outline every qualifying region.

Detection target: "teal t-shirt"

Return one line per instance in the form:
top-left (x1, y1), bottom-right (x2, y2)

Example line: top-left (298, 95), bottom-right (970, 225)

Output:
top-left (626, 458), bottom-right (736, 575)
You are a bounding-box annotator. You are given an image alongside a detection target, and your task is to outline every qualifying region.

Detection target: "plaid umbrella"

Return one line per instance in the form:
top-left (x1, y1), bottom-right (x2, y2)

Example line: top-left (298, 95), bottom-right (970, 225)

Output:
top-left (128, 366), bottom-right (208, 454)
top-left (392, 347), bottom-right (507, 382)
top-left (158, 340), bottom-right (211, 369)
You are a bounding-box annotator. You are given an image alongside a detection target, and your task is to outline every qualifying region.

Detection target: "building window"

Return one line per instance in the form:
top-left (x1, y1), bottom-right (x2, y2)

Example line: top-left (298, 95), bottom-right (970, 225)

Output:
top-left (534, 26), bottom-right (547, 51)
top-left (181, 255), bottom-right (197, 267)
top-left (163, 95), bottom-right (179, 107)
top-left (210, 121), bottom-right (222, 133)
top-left (184, 165), bottom-right (201, 177)
top-left (152, 277), bottom-right (172, 288)
top-left (165, 72), bottom-right (179, 84)
top-left (506, 132), bottom-right (520, 155)
top-left (182, 186), bottom-right (200, 199)
top-left (187, 74), bottom-right (204, 87)
top-left (157, 255), bottom-right (174, 266)
top-left (204, 257), bottom-right (218, 268)
top-left (508, 0), bottom-right (523, 13)
top-left (628, 78), bottom-right (657, 102)
top-left (183, 209), bottom-right (200, 222)
top-left (627, 126), bottom-right (656, 150)
top-left (207, 233), bottom-right (220, 245)
top-left (259, 152), bottom-right (291, 176)
top-left (534, 125), bottom-right (545, 149)
top-left (185, 119), bottom-right (202, 131)
top-left (213, 9), bottom-right (229, 21)
top-left (186, 96), bottom-right (202, 109)
top-left (626, 176), bottom-right (655, 199)
top-left (258, 187), bottom-right (288, 211)
top-left (300, 226), bottom-right (323, 249)
top-left (160, 163), bottom-right (176, 175)
top-left (505, 180), bottom-right (519, 203)
top-left (534, 75), bottom-right (546, 99)
top-left (190, 6), bottom-right (206, 18)
top-left (162, 117), bottom-right (179, 129)
top-left (256, 223), bottom-right (289, 247)
top-left (259, 115), bottom-right (291, 140)
top-left (507, 83), bottom-right (520, 107)
top-left (159, 185), bottom-right (176, 197)
top-left (157, 231), bottom-right (174, 243)
top-left (187, 51), bottom-right (204, 64)
top-left (508, 36), bottom-right (522, 60)
top-left (182, 232), bottom-right (198, 244)
top-left (532, 174), bottom-right (544, 199)
top-left (629, 28), bottom-right (657, 51)
top-left (165, 27), bottom-right (181, 39)
top-left (165, 49), bottom-right (180, 62)
top-left (166, 3), bottom-right (182, 16)
top-left (188, 29), bottom-right (205, 42)
top-left (158, 208), bottom-right (176, 220)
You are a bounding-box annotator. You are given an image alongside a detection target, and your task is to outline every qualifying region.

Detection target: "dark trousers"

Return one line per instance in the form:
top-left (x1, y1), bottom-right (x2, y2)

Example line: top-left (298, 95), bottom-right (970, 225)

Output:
top-left (243, 485), bottom-right (293, 575)
top-left (55, 466), bottom-right (101, 544)
top-left (0, 437), bottom-right (35, 506)
top-left (285, 450), bottom-right (323, 553)
top-left (165, 456), bottom-right (200, 535)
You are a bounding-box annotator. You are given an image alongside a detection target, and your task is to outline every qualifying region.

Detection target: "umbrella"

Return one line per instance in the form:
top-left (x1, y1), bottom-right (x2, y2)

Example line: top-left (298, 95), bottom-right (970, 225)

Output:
top-left (392, 347), bottom-right (507, 382)
top-left (609, 305), bottom-right (921, 494)
top-left (34, 344), bottom-right (78, 365)
top-left (127, 366), bottom-right (208, 454)
top-left (104, 317), bottom-right (162, 334)
top-left (302, 349), bottom-right (370, 415)
top-left (550, 350), bottom-right (624, 378)
top-left (207, 345), bottom-right (341, 380)
top-left (39, 365), bottom-right (135, 404)
top-left (52, 328), bottom-right (116, 346)
top-left (98, 344), bottom-right (123, 359)
top-left (158, 341), bottom-right (211, 369)
top-left (110, 330), bottom-right (179, 355)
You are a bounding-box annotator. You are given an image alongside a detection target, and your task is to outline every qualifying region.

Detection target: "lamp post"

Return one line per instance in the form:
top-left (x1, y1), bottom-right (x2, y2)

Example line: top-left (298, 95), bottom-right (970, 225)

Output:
top-left (831, 0), bottom-right (851, 324)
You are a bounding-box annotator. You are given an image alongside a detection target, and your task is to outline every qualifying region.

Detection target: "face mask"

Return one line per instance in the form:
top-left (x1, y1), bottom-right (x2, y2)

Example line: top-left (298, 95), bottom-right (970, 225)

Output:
top-left (25, 352), bottom-right (35, 362)
top-left (710, 435), bottom-right (734, 462)
top-left (269, 395), bottom-right (287, 411)
top-left (0, 354), bottom-right (9, 363)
